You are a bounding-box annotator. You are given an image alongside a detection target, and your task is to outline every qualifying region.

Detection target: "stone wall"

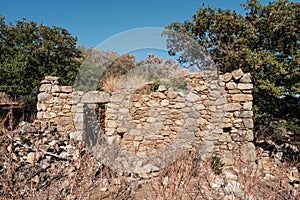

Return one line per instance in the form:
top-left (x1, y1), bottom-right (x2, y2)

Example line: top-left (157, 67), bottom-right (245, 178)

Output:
top-left (35, 69), bottom-right (256, 175)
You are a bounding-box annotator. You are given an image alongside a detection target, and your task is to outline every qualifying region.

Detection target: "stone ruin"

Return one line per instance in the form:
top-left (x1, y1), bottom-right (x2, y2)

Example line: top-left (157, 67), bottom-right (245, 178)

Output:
top-left (2, 68), bottom-right (298, 198)
top-left (34, 69), bottom-right (256, 177)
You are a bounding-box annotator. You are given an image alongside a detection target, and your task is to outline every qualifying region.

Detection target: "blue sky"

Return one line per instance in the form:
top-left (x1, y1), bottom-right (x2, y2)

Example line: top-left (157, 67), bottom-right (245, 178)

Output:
top-left (1, 0), bottom-right (278, 49)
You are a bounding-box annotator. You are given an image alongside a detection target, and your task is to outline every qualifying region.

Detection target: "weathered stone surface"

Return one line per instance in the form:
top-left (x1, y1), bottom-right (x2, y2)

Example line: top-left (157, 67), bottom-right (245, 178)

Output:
top-left (51, 85), bottom-right (61, 93)
top-left (160, 99), bottom-right (169, 106)
top-left (158, 85), bottom-right (167, 92)
top-left (243, 118), bottom-right (254, 128)
top-left (225, 82), bottom-right (237, 90)
top-left (186, 92), bottom-right (200, 102)
top-left (242, 102), bottom-right (252, 110)
top-left (232, 69), bottom-right (244, 80)
top-left (240, 111), bottom-right (253, 118)
top-left (237, 83), bottom-right (253, 90)
top-left (21, 121), bottom-right (36, 133)
top-left (223, 73), bottom-right (233, 82)
top-left (240, 143), bottom-right (256, 162)
top-left (225, 103), bottom-right (242, 111)
top-left (38, 93), bottom-right (52, 102)
top-left (26, 152), bottom-right (42, 164)
top-left (232, 94), bottom-right (253, 101)
top-left (45, 76), bottom-right (59, 82)
top-left (32, 69), bottom-right (258, 184)
top-left (166, 91), bottom-right (178, 99)
top-left (195, 85), bottom-right (207, 92)
top-left (39, 84), bottom-right (52, 92)
top-left (240, 73), bottom-right (251, 83)
top-left (60, 86), bottom-right (73, 93)
top-left (82, 91), bottom-right (110, 103)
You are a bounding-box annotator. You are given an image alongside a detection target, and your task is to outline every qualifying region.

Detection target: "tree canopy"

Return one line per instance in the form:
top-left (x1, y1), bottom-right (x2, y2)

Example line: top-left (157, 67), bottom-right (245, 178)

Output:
top-left (0, 16), bottom-right (82, 113)
top-left (166, 0), bottom-right (299, 148)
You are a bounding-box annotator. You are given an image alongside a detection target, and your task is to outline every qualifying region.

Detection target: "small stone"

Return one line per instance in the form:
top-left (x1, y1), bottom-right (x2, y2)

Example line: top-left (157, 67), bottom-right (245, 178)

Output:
top-left (237, 83), bottom-right (253, 90)
top-left (59, 93), bottom-right (70, 99)
top-left (51, 85), bottom-right (61, 93)
top-left (60, 86), bottom-right (73, 93)
top-left (243, 118), bottom-right (254, 128)
top-left (27, 152), bottom-right (42, 164)
top-left (129, 129), bottom-right (141, 136)
top-left (107, 121), bottom-right (117, 128)
top-left (158, 85), bottom-right (167, 92)
top-left (240, 111), bottom-right (253, 118)
top-left (39, 84), bottom-right (52, 92)
top-left (186, 92), bottom-right (200, 102)
top-left (153, 92), bottom-right (166, 99)
top-left (37, 103), bottom-right (47, 111)
top-left (240, 73), bottom-right (252, 83)
top-left (226, 82), bottom-right (237, 90)
top-left (166, 91), bottom-right (178, 99)
top-left (240, 143), bottom-right (256, 162)
top-left (161, 99), bottom-right (169, 106)
top-left (194, 104), bottom-right (206, 111)
top-left (174, 102), bottom-right (186, 108)
top-left (195, 85), bottom-right (207, 92)
top-left (232, 94), bottom-right (253, 102)
top-left (60, 151), bottom-right (70, 158)
top-left (225, 103), bottom-right (242, 111)
top-left (37, 92), bottom-right (52, 102)
top-left (223, 73), bottom-right (232, 82)
top-left (107, 136), bottom-right (115, 145)
top-left (243, 102), bottom-right (252, 110)
top-left (232, 69), bottom-right (244, 80)
top-left (45, 76), bottom-right (59, 82)
top-left (21, 121), bottom-right (36, 133)
top-left (36, 112), bottom-right (44, 119)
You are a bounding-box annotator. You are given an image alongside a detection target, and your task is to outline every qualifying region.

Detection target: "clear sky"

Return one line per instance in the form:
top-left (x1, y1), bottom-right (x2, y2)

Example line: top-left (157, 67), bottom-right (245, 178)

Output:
top-left (0, 0), bottom-right (282, 48)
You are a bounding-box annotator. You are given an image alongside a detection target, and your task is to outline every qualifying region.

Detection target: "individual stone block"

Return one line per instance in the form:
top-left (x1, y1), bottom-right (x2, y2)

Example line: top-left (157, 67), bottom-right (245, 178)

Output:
top-left (237, 83), bottom-right (253, 90)
top-left (166, 91), bottom-right (178, 99)
top-left (225, 103), bottom-right (242, 111)
top-left (240, 111), bottom-right (253, 118)
top-left (39, 84), bottom-right (52, 92)
top-left (186, 92), bottom-right (200, 102)
top-left (51, 85), bottom-right (61, 93)
top-left (232, 94), bottom-right (253, 101)
top-left (37, 92), bottom-right (52, 102)
top-left (158, 85), bottom-right (167, 92)
top-left (243, 118), bottom-right (254, 128)
top-left (161, 99), bottom-right (169, 106)
top-left (37, 103), bottom-right (47, 111)
top-left (226, 82), bottom-right (237, 90)
top-left (240, 73), bottom-right (252, 83)
top-left (232, 69), bottom-right (244, 80)
top-left (106, 121), bottom-right (117, 128)
top-left (60, 86), bottom-right (73, 93)
top-left (240, 143), bottom-right (256, 162)
top-left (223, 73), bottom-right (233, 82)
top-left (242, 102), bottom-right (252, 110)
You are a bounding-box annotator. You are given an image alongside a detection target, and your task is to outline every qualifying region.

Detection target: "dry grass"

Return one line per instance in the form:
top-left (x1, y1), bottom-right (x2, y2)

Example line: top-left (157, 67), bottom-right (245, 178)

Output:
top-left (116, 69), bottom-right (149, 90)
top-left (0, 104), bottom-right (299, 200)
top-left (134, 151), bottom-right (299, 200)
top-left (101, 75), bottom-right (120, 92)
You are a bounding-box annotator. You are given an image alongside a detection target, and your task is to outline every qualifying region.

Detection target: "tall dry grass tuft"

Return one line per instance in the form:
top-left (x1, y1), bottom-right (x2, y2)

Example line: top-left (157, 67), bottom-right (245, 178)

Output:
top-left (101, 75), bottom-right (120, 92)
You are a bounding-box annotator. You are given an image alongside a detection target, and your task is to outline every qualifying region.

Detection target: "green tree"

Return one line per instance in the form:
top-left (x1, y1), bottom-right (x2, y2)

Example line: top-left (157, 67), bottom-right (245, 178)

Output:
top-left (0, 16), bottom-right (82, 117)
top-left (166, 0), bottom-right (299, 148)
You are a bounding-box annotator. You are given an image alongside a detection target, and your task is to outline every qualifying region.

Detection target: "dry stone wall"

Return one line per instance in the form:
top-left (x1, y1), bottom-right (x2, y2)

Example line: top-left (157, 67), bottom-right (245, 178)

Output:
top-left (35, 69), bottom-right (256, 175)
